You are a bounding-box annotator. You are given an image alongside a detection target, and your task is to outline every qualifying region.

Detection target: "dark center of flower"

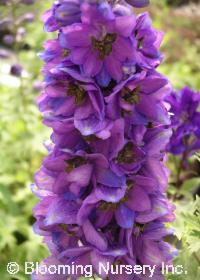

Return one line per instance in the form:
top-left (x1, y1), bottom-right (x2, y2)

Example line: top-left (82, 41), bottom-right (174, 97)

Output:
top-left (137, 38), bottom-right (143, 49)
top-left (83, 135), bottom-right (98, 142)
top-left (91, 33), bottom-right (117, 60)
top-left (120, 179), bottom-right (135, 203)
top-left (114, 259), bottom-right (124, 267)
top-left (62, 48), bottom-right (70, 57)
top-left (99, 201), bottom-right (118, 211)
top-left (146, 122), bottom-right (154, 129)
top-left (127, 179), bottom-right (134, 190)
top-left (59, 224), bottom-right (76, 236)
top-left (121, 86), bottom-right (141, 104)
top-left (116, 142), bottom-right (135, 164)
top-left (68, 83), bottom-right (86, 105)
top-left (134, 223), bottom-right (145, 237)
top-left (103, 79), bottom-right (117, 94)
top-left (181, 112), bottom-right (189, 123)
top-left (65, 156), bottom-right (87, 173)
top-left (99, 180), bottom-right (135, 211)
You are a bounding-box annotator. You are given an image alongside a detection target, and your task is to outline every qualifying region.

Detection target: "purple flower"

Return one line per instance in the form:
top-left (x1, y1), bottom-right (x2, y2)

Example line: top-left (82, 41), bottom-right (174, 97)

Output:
top-left (59, 2), bottom-right (136, 86)
top-left (0, 19), bottom-right (13, 31)
top-left (42, 0), bottom-right (81, 32)
top-left (106, 70), bottom-right (171, 126)
top-left (0, 48), bottom-right (11, 58)
top-left (134, 12), bottom-right (164, 68)
top-left (167, 87), bottom-right (200, 155)
top-left (3, 34), bottom-right (15, 45)
top-left (10, 64), bottom-right (23, 76)
top-left (77, 174), bottom-right (157, 229)
top-left (127, 221), bottom-right (177, 267)
top-left (37, 66), bottom-right (113, 138)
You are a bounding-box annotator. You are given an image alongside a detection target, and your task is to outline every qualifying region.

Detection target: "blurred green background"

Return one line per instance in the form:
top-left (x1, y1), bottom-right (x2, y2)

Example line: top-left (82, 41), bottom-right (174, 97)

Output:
top-left (0, 0), bottom-right (199, 279)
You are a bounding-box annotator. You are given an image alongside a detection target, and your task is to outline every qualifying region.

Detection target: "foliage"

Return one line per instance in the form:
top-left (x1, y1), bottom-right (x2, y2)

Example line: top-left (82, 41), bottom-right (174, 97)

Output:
top-left (0, 1), bottom-right (51, 279)
top-left (166, 197), bottom-right (200, 280)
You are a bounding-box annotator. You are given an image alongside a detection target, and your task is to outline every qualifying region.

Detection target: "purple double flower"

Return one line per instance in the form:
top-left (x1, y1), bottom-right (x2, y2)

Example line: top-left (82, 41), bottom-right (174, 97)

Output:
top-left (33, 1), bottom-right (176, 279)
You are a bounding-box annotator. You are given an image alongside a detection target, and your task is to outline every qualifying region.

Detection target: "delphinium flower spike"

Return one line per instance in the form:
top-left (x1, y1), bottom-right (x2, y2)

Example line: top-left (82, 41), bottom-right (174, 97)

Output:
top-left (166, 87), bottom-right (200, 192)
top-left (32, 1), bottom-right (177, 279)
top-left (167, 87), bottom-right (200, 158)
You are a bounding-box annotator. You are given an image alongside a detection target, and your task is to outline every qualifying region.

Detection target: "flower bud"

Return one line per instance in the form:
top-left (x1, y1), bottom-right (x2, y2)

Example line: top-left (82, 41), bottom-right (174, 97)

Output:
top-left (3, 34), bottom-right (15, 45)
top-left (17, 13), bottom-right (35, 24)
top-left (10, 64), bottom-right (23, 77)
top-left (54, 2), bottom-right (81, 24)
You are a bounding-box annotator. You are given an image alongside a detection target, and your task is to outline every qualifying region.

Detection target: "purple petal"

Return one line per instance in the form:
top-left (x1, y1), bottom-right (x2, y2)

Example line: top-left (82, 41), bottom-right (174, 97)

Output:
top-left (133, 175), bottom-right (158, 193)
top-left (113, 37), bottom-right (134, 61)
top-left (126, 186), bottom-right (151, 212)
top-left (115, 15), bottom-right (136, 37)
top-left (95, 209), bottom-right (113, 228)
top-left (140, 240), bottom-right (165, 265)
top-left (96, 168), bottom-right (126, 188)
top-left (144, 222), bottom-right (174, 240)
top-left (34, 168), bottom-right (55, 192)
top-left (87, 86), bottom-right (105, 116)
top-left (44, 198), bottom-right (79, 226)
top-left (44, 16), bottom-right (59, 32)
top-left (67, 164), bottom-right (93, 187)
top-left (115, 204), bottom-right (135, 228)
top-left (136, 197), bottom-right (169, 223)
top-left (74, 114), bottom-right (105, 136)
top-left (77, 193), bottom-right (99, 225)
top-left (83, 52), bottom-right (103, 77)
top-left (70, 47), bottom-right (89, 64)
top-left (61, 24), bottom-right (91, 47)
top-left (105, 55), bottom-right (122, 82)
top-left (95, 185), bottom-right (126, 203)
top-left (96, 66), bottom-right (111, 87)
top-left (83, 220), bottom-right (108, 251)
top-left (43, 155), bottom-right (66, 172)
top-left (143, 159), bottom-right (168, 192)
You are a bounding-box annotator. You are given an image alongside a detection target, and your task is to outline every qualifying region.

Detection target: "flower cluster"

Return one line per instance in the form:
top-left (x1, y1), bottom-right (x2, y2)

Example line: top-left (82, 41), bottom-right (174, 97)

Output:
top-left (167, 87), bottom-right (200, 157)
top-left (33, 1), bottom-right (177, 279)
top-left (0, 0), bottom-right (35, 75)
